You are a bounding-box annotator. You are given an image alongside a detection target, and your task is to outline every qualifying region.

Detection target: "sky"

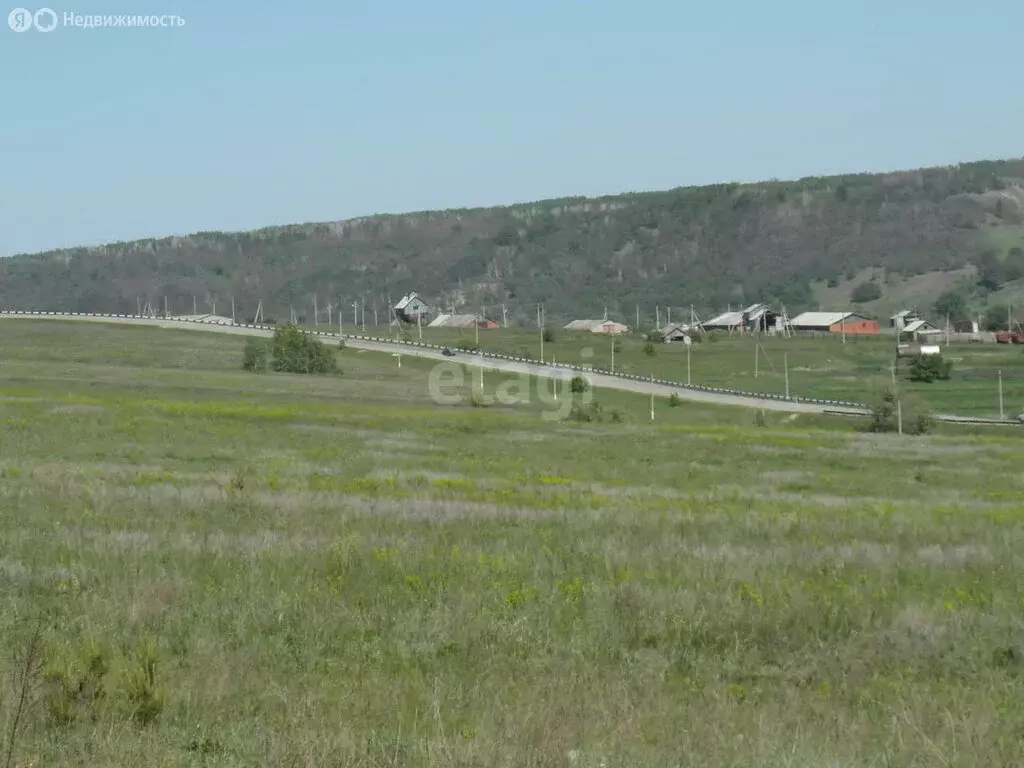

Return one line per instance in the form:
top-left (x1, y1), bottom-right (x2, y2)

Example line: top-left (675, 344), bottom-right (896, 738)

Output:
top-left (1, 0), bottom-right (1022, 256)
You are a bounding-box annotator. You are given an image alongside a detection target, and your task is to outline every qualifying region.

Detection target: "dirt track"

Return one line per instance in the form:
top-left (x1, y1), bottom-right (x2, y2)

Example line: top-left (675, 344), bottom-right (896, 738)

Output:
top-left (0, 313), bottom-right (869, 416)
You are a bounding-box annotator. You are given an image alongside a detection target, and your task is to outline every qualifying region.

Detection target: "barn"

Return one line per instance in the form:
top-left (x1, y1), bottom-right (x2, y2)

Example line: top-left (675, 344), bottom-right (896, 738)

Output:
top-left (427, 313), bottom-right (498, 329)
top-left (789, 311), bottom-right (880, 335)
top-left (563, 319), bottom-right (630, 335)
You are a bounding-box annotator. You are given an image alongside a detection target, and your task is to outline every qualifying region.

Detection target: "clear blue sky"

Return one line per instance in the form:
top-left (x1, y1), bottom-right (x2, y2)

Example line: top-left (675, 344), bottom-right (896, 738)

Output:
top-left (2, 0), bottom-right (1021, 256)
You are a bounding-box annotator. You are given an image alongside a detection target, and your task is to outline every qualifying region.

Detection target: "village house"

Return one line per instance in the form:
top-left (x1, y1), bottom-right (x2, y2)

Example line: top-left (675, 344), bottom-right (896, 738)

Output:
top-left (789, 311), bottom-right (880, 335)
top-left (393, 292), bottom-right (432, 323)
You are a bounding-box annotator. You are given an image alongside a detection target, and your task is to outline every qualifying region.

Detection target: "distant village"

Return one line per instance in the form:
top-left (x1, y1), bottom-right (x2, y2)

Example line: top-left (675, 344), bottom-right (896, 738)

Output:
top-left (391, 293), bottom-right (1016, 350)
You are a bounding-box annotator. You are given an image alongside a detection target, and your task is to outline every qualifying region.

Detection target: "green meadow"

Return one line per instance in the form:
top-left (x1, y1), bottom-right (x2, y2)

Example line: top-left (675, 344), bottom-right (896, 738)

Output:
top-left (342, 322), bottom-right (1024, 418)
top-left (1, 320), bottom-right (1024, 767)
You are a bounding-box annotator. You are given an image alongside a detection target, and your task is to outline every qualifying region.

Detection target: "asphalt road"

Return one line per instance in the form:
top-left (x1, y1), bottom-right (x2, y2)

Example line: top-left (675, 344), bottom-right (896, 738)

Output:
top-left (0, 313), bottom-right (867, 416)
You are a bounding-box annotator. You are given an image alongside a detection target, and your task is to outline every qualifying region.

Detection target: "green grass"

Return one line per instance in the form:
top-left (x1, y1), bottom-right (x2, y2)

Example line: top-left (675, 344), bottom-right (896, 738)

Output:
top-left (2, 320), bottom-right (1024, 766)
top-left (337, 322), bottom-right (1024, 418)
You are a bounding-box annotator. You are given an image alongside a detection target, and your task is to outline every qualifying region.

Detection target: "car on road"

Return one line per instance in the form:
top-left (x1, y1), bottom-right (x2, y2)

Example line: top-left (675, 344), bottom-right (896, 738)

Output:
top-left (441, 347), bottom-right (456, 357)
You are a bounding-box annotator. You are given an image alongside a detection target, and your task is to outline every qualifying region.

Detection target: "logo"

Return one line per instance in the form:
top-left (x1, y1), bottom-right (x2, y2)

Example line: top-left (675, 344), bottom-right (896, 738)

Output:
top-left (7, 7), bottom-right (31, 30)
top-left (7, 9), bottom-right (184, 32)
top-left (33, 6), bottom-right (55, 30)
top-left (7, 6), bottom-right (56, 30)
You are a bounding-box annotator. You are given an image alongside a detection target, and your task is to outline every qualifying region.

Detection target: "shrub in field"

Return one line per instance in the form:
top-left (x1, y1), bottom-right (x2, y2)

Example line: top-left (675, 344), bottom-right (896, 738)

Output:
top-left (643, 341), bottom-right (656, 356)
top-left (564, 401), bottom-right (627, 423)
top-left (570, 375), bottom-right (589, 394)
top-left (241, 338), bottom-right (270, 372)
top-left (648, 330), bottom-right (665, 344)
top-left (866, 386), bottom-right (934, 434)
top-left (542, 328), bottom-right (555, 343)
top-left (668, 392), bottom-right (681, 407)
top-left (909, 354), bottom-right (952, 383)
top-left (267, 324), bottom-right (338, 374)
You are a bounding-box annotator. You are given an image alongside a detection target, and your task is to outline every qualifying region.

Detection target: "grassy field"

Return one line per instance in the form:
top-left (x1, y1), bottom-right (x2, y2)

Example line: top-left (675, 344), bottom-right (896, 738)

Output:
top-left (2, 320), bottom-right (1024, 767)
top-left (335, 322), bottom-right (1024, 418)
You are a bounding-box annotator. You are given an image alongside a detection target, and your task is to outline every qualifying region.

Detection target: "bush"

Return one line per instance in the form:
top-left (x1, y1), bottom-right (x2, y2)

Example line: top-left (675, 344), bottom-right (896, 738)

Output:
top-left (851, 281), bottom-right (882, 303)
top-left (668, 393), bottom-right (681, 407)
top-left (909, 354), bottom-right (953, 383)
top-left (866, 386), bottom-right (934, 434)
top-left (569, 375), bottom-right (589, 394)
top-left (648, 330), bottom-right (665, 344)
top-left (643, 341), bottom-right (656, 356)
top-left (564, 401), bottom-right (625, 423)
top-left (266, 324), bottom-right (339, 374)
top-left (542, 328), bottom-right (555, 343)
top-left (241, 338), bottom-right (270, 372)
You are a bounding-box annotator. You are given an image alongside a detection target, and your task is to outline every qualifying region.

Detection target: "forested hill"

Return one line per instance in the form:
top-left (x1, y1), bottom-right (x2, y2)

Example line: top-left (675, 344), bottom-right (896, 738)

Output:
top-left (4, 158), bottom-right (1024, 325)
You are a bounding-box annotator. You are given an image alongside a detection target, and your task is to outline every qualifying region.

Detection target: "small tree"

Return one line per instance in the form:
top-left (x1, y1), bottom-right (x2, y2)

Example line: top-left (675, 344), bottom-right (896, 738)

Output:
top-left (851, 282), bottom-right (882, 303)
top-left (983, 304), bottom-right (1011, 332)
top-left (241, 338), bottom-right (270, 372)
top-left (570, 375), bottom-right (589, 394)
top-left (542, 328), bottom-right (555, 343)
top-left (268, 324), bottom-right (338, 374)
top-left (867, 386), bottom-right (934, 435)
top-left (909, 354), bottom-right (953, 383)
top-left (643, 341), bottom-right (656, 356)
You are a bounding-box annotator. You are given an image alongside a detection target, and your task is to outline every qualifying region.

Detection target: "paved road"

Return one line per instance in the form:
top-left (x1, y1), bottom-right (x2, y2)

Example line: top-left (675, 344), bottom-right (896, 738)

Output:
top-left (1, 313), bottom-right (867, 416)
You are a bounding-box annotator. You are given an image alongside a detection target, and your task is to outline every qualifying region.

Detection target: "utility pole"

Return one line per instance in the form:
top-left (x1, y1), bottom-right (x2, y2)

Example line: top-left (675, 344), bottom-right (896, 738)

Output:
top-left (656, 305), bottom-right (660, 330)
top-left (231, 296), bottom-right (235, 324)
top-left (501, 304), bottom-right (508, 328)
top-left (313, 294), bottom-right (318, 328)
top-left (891, 360), bottom-right (896, 386)
top-left (667, 307), bottom-right (671, 326)
top-left (687, 343), bottom-right (692, 387)
top-left (897, 399), bottom-right (903, 435)
top-left (842, 315), bottom-right (846, 344)
top-left (163, 296), bottom-right (168, 319)
top-left (193, 296), bottom-right (197, 316)
top-left (327, 302), bottom-right (333, 328)
top-left (650, 372), bottom-right (655, 421)
top-left (755, 342), bottom-right (759, 379)
top-left (338, 300), bottom-right (343, 335)
top-left (537, 303), bottom-right (544, 363)
top-left (475, 308), bottom-right (480, 348)
top-left (999, 369), bottom-right (1005, 420)
top-left (784, 353), bottom-right (790, 399)
top-left (353, 302), bottom-right (357, 328)
top-left (417, 311), bottom-right (423, 340)
top-left (374, 304), bottom-right (378, 328)
top-left (636, 304), bottom-right (640, 331)
top-left (361, 298), bottom-right (366, 331)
